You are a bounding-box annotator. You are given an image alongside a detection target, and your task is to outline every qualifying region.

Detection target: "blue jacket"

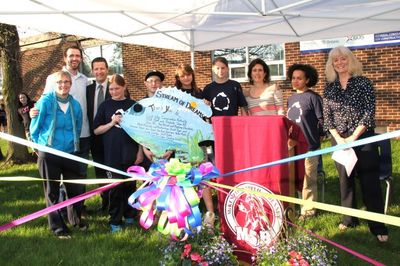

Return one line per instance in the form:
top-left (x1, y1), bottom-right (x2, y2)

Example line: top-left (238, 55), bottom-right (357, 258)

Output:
top-left (30, 92), bottom-right (82, 153)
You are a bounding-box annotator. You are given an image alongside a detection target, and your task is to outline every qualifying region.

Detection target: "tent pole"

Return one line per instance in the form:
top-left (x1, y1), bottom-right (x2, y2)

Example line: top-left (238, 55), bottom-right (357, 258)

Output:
top-left (191, 50), bottom-right (195, 69)
top-left (190, 29), bottom-right (195, 69)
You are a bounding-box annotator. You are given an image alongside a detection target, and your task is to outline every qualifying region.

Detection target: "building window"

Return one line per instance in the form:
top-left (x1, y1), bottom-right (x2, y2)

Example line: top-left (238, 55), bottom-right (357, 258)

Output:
top-left (213, 44), bottom-right (285, 82)
top-left (82, 43), bottom-right (123, 79)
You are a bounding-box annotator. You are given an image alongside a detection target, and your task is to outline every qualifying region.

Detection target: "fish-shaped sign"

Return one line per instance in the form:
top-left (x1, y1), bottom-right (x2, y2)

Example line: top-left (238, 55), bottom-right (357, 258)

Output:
top-left (120, 87), bottom-right (214, 163)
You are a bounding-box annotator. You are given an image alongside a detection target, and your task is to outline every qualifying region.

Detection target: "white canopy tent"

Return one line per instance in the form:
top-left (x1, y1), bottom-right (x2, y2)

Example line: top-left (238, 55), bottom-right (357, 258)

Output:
top-left (0, 0), bottom-right (400, 53)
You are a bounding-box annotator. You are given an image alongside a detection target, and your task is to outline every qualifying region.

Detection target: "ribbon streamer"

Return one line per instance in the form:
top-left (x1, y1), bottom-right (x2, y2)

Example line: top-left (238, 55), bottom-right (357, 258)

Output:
top-left (1, 131), bottom-right (400, 230)
top-left (0, 131), bottom-right (397, 265)
top-left (206, 181), bottom-right (400, 227)
top-left (219, 130), bottom-right (400, 178)
top-left (0, 176), bottom-right (128, 184)
top-left (0, 132), bottom-right (144, 180)
top-left (0, 182), bottom-right (121, 232)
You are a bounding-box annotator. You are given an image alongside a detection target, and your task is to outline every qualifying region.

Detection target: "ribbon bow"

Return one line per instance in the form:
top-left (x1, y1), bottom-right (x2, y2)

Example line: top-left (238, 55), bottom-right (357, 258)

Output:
top-left (127, 158), bottom-right (219, 238)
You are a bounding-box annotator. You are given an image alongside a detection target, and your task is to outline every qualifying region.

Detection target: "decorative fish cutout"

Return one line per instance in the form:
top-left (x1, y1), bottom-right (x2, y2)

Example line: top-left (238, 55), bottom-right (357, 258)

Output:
top-left (120, 87), bottom-right (214, 163)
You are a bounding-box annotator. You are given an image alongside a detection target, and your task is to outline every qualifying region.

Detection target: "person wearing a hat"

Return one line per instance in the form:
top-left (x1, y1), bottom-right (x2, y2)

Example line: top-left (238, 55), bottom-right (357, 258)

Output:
top-left (144, 70), bottom-right (165, 97)
top-left (141, 69), bottom-right (174, 163)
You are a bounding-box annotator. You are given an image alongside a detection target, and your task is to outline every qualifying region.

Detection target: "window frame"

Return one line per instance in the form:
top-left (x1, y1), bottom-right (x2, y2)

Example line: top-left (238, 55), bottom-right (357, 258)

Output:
top-left (81, 42), bottom-right (123, 80)
top-left (213, 44), bottom-right (286, 82)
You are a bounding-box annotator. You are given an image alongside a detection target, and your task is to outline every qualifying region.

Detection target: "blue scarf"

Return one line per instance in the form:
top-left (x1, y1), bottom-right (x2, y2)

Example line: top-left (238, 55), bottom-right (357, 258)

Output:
top-left (47, 92), bottom-right (79, 152)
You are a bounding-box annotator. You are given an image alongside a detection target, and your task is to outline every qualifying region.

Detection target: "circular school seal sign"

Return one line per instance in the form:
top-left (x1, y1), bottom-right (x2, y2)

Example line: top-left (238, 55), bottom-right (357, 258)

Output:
top-left (224, 182), bottom-right (284, 248)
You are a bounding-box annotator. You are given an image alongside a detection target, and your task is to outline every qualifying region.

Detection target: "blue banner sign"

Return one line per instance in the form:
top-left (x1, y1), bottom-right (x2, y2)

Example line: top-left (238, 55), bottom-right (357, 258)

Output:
top-left (120, 87), bottom-right (214, 163)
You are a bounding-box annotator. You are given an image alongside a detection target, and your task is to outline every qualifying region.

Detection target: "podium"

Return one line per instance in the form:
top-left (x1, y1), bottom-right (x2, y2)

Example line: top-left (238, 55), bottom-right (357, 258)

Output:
top-left (211, 115), bottom-right (307, 262)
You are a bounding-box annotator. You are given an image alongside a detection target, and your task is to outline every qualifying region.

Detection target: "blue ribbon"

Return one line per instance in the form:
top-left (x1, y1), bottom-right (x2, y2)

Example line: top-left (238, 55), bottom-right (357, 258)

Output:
top-left (215, 130), bottom-right (400, 179)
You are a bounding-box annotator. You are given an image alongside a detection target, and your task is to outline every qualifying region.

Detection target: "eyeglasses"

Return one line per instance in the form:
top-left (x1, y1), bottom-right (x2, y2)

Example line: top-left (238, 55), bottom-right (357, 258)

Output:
top-left (146, 79), bottom-right (161, 84)
top-left (56, 80), bottom-right (71, 85)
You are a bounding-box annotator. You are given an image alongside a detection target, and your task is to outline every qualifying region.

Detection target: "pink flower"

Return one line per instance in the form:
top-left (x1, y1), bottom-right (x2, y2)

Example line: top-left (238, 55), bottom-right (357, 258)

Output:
top-left (181, 244), bottom-right (192, 258)
top-left (289, 250), bottom-right (304, 260)
top-left (299, 259), bottom-right (310, 266)
top-left (289, 250), bottom-right (298, 257)
top-left (200, 262), bottom-right (209, 266)
top-left (190, 252), bottom-right (203, 262)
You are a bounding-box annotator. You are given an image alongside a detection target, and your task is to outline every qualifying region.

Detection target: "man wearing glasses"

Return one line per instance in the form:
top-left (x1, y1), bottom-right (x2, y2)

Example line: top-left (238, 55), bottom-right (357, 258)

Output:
top-left (144, 70), bottom-right (165, 97)
top-left (141, 70), bottom-right (174, 164)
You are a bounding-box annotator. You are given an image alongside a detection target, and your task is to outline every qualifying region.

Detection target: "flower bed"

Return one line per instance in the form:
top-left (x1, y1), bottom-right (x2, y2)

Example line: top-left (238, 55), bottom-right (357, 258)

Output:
top-left (160, 226), bottom-right (238, 266)
top-left (255, 230), bottom-right (338, 266)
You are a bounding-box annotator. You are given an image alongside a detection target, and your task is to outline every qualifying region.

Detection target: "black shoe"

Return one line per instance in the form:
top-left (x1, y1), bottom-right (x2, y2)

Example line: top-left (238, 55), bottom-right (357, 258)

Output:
top-left (99, 203), bottom-right (109, 212)
top-left (94, 206), bottom-right (108, 213)
top-left (73, 221), bottom-right (88, 231)
top-left (81, 205), bottom-right (89, 218)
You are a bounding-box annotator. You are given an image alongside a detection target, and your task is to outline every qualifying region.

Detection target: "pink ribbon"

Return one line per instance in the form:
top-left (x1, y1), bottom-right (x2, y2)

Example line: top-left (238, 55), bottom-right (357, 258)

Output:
top-left (0, 182), bottom-right (121, 232)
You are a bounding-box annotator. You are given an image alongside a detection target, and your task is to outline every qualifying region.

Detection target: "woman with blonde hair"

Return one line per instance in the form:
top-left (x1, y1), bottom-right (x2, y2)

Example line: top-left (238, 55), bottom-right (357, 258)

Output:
top-left (323, 46), bottom-right (388, 242)
top-left (94, 74), bottom-right (143, 232)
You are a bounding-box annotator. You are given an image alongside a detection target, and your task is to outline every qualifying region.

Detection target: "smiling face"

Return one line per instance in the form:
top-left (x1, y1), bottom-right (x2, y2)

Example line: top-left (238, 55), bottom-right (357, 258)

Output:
top-left (64, 48), bottom-right (82, 72)
top-left (144, 75), bottom-right (162, 96)
top-left (178, 73), bottom-right (193, 89)
top-left (333, 54), bottom-right (349, 75)
top-left (251, 63), bottom-right (266, 84)
top-left (291, 69), bottom-right (309, 92)
top-left (19, 94), bottom-right (28, 105)
top-left (55, 73), bottom-right (72, 98)
top-left (92, 61), bottom-right (108, 84)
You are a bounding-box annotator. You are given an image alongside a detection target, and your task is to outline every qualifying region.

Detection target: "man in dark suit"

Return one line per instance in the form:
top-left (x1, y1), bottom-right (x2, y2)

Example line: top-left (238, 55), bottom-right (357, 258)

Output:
top-left (87, 57), bottom-right (111, 212)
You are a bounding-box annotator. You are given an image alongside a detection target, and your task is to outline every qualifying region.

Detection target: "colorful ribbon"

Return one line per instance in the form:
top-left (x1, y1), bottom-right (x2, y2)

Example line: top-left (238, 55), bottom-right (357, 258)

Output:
top-left (127, 159), bottom-right (219, 238)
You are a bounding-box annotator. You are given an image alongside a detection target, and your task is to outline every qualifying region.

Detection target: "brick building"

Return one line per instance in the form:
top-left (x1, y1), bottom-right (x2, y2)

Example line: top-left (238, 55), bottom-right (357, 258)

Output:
top-left (19, 35), bottom-right (400, 131)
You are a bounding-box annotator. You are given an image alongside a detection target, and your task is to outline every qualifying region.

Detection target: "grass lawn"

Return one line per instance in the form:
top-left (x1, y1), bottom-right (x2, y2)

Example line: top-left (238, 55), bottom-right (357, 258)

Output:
top-left (1, 138), bottom-right (400, 265)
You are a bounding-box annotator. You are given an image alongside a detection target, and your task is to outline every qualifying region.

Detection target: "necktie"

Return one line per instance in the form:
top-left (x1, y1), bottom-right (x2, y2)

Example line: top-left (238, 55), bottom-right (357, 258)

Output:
top-left (97, 85), bottom-right (104, 110)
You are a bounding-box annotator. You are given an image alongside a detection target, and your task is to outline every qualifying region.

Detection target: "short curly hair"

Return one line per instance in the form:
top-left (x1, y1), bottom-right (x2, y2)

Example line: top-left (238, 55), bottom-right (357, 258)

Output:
top-left (287, 63), bottom-right (319, 88)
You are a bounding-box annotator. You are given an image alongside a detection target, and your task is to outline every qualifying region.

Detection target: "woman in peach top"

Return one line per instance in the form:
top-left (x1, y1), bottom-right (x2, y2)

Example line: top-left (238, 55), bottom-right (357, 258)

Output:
top-left (244, 58), bottom-right (284, 115)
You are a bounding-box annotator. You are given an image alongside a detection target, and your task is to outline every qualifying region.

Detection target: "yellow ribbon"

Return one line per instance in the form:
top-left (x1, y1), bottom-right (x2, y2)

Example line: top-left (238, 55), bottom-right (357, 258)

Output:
top-left (207, 181), bottom-right (400, 227)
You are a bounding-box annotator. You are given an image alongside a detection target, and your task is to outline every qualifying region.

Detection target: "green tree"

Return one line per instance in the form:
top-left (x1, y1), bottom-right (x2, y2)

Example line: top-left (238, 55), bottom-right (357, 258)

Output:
top-left (0, 23), bottom-right (30, 163)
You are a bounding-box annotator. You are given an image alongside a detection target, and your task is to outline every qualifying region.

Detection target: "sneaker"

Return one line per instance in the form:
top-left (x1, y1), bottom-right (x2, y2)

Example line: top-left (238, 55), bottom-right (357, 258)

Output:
top-left (54, 229), bottom-right (71, 239)
top-left (110, 224), bottom-right (122, 233)
top-left (203, 211), bottom-right (215, 228)
top-left (125, 218), bottom-right (134, 226)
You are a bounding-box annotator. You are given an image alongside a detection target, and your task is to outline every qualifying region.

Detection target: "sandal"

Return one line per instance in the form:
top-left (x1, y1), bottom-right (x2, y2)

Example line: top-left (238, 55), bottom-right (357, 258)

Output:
top-left (298, 213), bottom-right (316, 221)
top-left (377, 235), bottom-right (388, 243)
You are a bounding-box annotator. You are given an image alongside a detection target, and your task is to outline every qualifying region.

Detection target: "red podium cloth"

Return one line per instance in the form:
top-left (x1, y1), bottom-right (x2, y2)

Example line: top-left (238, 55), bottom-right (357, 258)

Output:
top-left (211, 115), bottom-right (308, 262)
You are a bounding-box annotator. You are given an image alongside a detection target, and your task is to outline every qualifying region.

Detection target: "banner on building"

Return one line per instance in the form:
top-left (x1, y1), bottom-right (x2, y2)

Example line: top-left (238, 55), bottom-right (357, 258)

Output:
top-left (300, 31), bottom-right (400, 53)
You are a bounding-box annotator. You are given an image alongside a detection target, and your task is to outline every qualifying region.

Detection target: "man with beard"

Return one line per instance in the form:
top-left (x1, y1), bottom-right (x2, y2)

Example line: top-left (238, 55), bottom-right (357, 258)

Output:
top-left (43, 46), bottom-right (90, 176)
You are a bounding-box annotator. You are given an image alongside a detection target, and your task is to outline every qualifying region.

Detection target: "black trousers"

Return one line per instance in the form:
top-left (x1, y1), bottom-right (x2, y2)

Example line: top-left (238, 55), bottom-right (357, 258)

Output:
top-left (38, 152), bottom-right (84, 233)
top-left (332, 131), bottom-right (388, 235)
top-left (90, 134), bottom-right (109, 209)
top-left (107, 164), bottom-right (137, 226)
